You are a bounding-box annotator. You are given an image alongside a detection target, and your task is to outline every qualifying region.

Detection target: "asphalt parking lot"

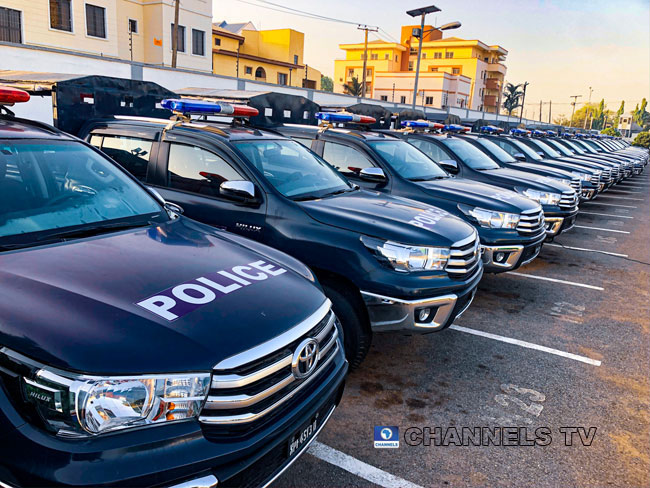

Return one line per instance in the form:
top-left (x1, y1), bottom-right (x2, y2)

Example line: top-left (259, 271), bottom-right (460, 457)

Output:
top-left (276, 172), bottom-right (650, 487)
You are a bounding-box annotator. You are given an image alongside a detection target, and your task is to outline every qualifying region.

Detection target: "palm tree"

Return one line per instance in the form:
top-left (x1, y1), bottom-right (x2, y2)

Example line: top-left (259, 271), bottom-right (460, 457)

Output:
top-left (502, 82), bottom-right (523, 116)
top-left (343, 76), bottom-right (364, 96)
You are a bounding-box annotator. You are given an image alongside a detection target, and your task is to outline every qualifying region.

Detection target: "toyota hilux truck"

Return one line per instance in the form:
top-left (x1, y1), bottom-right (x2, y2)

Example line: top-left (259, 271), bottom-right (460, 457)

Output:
top-left (460, 131), bottom-right (601, 200)
top-left (390, 128), bottom-right (579, 240)
top-left (553, 136), bottom-right (640, 178)
top-left (80, 99), bottom-right (483, 369)
top-left (0, 88), bottom-right (347, 488)
top-left (274, 117), bottom-right (546, 274)
top-left (572, 138), bottom-right (646, 175)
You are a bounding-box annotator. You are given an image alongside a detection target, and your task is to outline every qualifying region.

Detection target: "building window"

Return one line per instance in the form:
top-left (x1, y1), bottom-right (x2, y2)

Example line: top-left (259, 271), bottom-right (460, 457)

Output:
top-left (430, 67), bottom-right (438, 72)
top-left (421, 53), bottom-right (426, 59)
top-left (384, 54), bottom-right (389, 60)
top-left (128, 18), bottom-right (138, 34)
top-left (0, 7), bottom-right (22, 44)
top-left (442, 93), bottom-right (448, 106)
top-left (400, 95), bottom-right (406, 103)
top-left (294, 54), bottom-right (299, 64)
top-left (366, 69), bottom-right (372, 77)
top-left (410, 47), bottom-right (417, 55)
top-left (171, 24), bottom-right (185, 52)
top-left (50, 0), bottom-right (72, 32)
top-left (425, 96), bottom-right (433, 105)
top-left (277, 72), bottom-right (288, 85)
top-left (245, 66), bottom-right (253, 75)
top-left (214, 37), bottom-right (221, 46)
top-left (434, 52), bottom-right (442, 59)
top-left (348, 68), bottom-right (354, 77)
top-left (192, 29), bottom-right (205, 55)
top-left (255, 67), bottom-right (266, 79)
top-left (371, 53), bottom-right (378, 60)
top-left (394, 55), bottom-right (398, 62)
top-left (452, 68), bottom-right (460, 74)
top-left (445, 51), bottom-right (454, 59)
top-left (408, 61), bottom-right (413, 71)
top-left (86, 4), bottom-right (106, 38)
top-left (380, 95), bottom-right (388, 101)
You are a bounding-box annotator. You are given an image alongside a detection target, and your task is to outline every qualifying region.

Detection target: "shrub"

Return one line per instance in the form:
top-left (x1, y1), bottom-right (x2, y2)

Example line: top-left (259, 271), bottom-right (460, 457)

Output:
top-left (632, 131), bottom-right (650, 148)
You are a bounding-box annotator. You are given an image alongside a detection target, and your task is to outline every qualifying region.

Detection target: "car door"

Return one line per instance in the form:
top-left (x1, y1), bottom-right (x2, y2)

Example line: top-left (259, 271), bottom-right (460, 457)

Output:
top-left (154, 137), bottom-right (268, 238)
top-left (89, 133), bottom-right (158, 184)
top-left (320, 140), bottom-right (384, 191)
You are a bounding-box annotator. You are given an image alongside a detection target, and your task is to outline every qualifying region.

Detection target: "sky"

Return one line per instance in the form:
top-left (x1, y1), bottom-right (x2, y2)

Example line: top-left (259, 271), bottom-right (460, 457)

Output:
top-left (213, 0), bottom-right (650, 119)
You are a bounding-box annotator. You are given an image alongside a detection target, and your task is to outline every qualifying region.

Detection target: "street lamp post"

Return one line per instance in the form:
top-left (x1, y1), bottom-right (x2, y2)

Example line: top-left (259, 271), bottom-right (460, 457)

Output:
top-left (406, 5), bottom-right (460, 109)
top-left (518, 81), bottom-right (529, 124)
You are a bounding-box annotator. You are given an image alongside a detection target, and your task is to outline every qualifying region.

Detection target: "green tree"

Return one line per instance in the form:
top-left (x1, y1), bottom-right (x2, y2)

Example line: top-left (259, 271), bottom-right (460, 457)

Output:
top-left (591, 99), bottom-right (606, 130)
top-left (320, 75), bottom-right (333, 92)
top-left (553, 114), bottom-right (571, 126)
top-left (632, 131), bottom-right (650, 148)
top-left (502, 82), bottom-right (523, 115)
top-left (343, 76), bottom-right (364, 96)
top-left (615, 100), bottom-right (625, 124)
top-left (600, 127), bottom-right (621, 137)
top-left (633, 98), bottom-right (650, 128)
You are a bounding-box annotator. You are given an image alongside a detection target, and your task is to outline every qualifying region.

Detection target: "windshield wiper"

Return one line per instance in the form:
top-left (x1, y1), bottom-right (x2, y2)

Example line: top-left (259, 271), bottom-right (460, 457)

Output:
top-left (409, 175), bottom-right (448, 181)
top-left (321, 188), bottom-right (355, 198)
top-left (35, 220), bottom-right (153, 243)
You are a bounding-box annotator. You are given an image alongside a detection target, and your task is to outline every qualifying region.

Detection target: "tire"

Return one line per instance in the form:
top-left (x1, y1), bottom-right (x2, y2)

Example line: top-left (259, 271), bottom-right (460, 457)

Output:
top-left (322, 284), bottom-right (372, 370)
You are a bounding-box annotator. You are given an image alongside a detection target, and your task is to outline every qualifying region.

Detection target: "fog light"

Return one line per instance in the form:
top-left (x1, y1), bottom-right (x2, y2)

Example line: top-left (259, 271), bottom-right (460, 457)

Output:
top-left (418, 308), bottom-right (431, 322)
top-left (495, 252), bottom-right (506, 262)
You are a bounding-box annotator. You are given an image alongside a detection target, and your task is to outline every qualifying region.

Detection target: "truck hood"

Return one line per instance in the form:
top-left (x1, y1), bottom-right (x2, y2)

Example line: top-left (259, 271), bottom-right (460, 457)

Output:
top-left (557, 156), bottom-right (613, 169)
top-left (0, 218), bottom-right (326, 374)
top-left (298, 189), bottom-right (475, 247)
top-left (506, 162), bottom-right (576, 179)
top-left (415, 177), bottom-right (539, 213)
top-left (481, 167), bottom-right (572, 193)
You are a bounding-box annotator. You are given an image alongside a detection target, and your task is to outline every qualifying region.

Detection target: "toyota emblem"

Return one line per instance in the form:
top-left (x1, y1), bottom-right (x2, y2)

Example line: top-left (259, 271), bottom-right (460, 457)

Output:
top-left (292, 338), bottom-right (319, 380)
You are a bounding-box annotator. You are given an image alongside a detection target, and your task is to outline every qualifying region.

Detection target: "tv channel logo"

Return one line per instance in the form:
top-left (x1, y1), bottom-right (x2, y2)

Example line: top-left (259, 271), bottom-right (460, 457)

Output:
top-left (374, 426), bottom-right (399, 448)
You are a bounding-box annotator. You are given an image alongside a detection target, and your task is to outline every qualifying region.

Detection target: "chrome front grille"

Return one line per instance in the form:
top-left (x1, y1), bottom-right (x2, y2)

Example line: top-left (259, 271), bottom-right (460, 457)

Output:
top-left (569, 177), bottom-right (582, 193)
top-left (199, 301), bottom-right (339, 426)
top-left (559, 190), bottom-right (578, 210)
top-left (447, 233), bottom-right (481, 279)
top-left (611, 166), bottom-right (620, 179)
top-left (600, 168), bottom-right (612, 184)
top-left (517, 207), bottom-right (545, 235)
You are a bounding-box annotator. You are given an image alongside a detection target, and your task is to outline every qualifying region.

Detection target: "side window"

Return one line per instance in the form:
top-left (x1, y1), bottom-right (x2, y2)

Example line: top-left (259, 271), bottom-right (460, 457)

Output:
top-left (89, 135), bottom-right (103, 149)
top-left (167, 143), bottom-right (242, 197)
top-left (408, 139), bottom-right (453, 162)
top-left (101, 136), bottom-right (152, 181)
top-left (291, 137), bottom-right (314, 149)
top-left (494, 140), bottom-right (519, 157)
top-left (322, 142), bottom-right (375, 176)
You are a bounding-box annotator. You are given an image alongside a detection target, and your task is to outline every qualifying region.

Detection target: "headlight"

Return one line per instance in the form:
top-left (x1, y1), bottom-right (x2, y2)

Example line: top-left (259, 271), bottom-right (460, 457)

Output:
top-left (458, 204), bottom-right (519, 229)
top-left (574, 172), bottom-right (591, 182)
top-left (361, 236), bottom-right (449, 272)
top-left (555, 178), bottom-right (572, 186)
top-left (517, 188), bottom-right (562, 206)
top-left (22, 369), bottom-right (210, 436)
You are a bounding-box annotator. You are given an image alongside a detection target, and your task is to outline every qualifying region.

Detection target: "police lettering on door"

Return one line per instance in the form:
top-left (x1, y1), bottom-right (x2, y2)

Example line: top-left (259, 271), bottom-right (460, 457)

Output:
top-left (137, 260), bottom-right (287, 320)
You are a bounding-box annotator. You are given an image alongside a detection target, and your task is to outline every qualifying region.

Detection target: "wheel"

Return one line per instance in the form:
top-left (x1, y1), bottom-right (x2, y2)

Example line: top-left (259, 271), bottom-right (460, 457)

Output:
top-left (322, 284), bottom-right (372, 370)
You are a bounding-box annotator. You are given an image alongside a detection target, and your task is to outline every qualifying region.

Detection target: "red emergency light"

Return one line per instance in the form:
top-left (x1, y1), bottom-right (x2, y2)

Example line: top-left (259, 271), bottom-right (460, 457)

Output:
top-left (0, 86), bottom-right (30, 105)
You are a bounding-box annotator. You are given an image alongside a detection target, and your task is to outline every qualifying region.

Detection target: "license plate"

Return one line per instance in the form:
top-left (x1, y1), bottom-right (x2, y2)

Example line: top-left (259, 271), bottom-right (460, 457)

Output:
top-left (287, 413), bottom-right (319, 458)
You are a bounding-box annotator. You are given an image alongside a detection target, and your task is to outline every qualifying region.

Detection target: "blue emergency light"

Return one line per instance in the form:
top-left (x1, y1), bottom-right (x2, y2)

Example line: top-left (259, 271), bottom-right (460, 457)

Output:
top-left (480, 125), bottom-right (501, 133)
top-left (315, 112), bottom-right (376, 124)
top-left (443, 124), bottom-right (465, 132)
top-left (546, 130), bottom-right (557, 137)
top-left (531, 130), bottom-right (545, 137)
top-left (161, 99), bottom-right (259, 117)
top-left (401, 120), bottom-right (444, 129)
top-left (510, 128), bottom-right (527, 136)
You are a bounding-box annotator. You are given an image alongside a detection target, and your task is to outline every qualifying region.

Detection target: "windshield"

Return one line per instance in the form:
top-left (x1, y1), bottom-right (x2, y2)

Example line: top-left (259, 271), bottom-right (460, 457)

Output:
top-left (546, 139), bottom-right (575, 156)
top-left (0, 140), bottom-right (164, 244)
top-left (582, 140), bottom-right (603, 152)
top-left (563, 140), bottom-right (586, 153)
top-left (366, 140), bottom-right (448, 181)
top-left (527, 139), bottom-right (562, 158)
top-left (574, 140), bottom-right (596, 153)
top-left (233, 139), bottom-right (352, 199)
top-left (440, 138), bottom-right (500, 170)
top-left (508, 139), bottom-right (544, 161)
top-left (474, 138), bottom-right (516, 164)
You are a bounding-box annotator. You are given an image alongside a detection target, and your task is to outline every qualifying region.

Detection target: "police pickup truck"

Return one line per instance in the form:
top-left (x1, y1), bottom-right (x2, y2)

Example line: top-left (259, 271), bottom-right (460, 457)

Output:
top-left (275, 117), bottom-right (546, 273)
top-left (390, 127), bottom-right (580, 240)
top-left (80, 99), bottom-right (483, 369)
top-left (0, 88), bottom-right (347, 487)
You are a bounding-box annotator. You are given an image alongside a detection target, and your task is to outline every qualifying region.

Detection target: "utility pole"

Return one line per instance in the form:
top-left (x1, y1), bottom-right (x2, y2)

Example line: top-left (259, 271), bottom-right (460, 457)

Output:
top-left (171, 0), bottom-right (180, 68)
top-left (583, 86), bottom-right (593, 129)
top-left (518, 81), bottom-right (529, 124)
top-left (392, 83), bottom-right (395, 102)
top-left (358, 25), bottom-right (378, 98)
top-left (548, 100), bottom-right (552, 124)
top-left (569, 94), bottom-right (582, 127)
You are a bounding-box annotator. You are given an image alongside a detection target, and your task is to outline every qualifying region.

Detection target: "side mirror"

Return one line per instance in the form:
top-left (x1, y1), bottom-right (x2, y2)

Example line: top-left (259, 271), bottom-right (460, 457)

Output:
top-left (164, 201), bottom-right (184, 215)
top-left (439, 159), bottom-right (459, 173)
top-left (359, 167), bottom-right (387, 182)
top-left (536, 151), bottom-right (544, 157)
top-left (220, 180), bottom-right (258, 202)
top-left (513, 153), bottom-right (526, 161)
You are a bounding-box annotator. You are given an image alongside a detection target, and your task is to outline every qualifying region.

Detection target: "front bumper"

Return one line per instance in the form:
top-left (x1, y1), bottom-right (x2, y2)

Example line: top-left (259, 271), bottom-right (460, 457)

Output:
top-left (544, 213), bottom-right (577, 238)
top-left (581, 188), bottom-right (597, 200)
top-left (361, 267), bottom-right (481, 332)
top-left (481, 236), bottom-right (545, 273)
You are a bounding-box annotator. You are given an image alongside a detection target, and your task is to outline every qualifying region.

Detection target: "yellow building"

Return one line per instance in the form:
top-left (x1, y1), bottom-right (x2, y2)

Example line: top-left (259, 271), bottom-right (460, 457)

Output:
top-left (0, 0), bottom-right (213, 71)
top-left (334, 25), bottom-right (507, 112)
top-left (212, 21), bottom-right (321, 89)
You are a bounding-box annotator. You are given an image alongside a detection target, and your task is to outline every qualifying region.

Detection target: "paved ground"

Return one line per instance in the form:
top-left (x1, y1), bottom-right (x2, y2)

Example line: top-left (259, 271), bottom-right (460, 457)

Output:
top-left (276, 170), bottom-right (650, 487)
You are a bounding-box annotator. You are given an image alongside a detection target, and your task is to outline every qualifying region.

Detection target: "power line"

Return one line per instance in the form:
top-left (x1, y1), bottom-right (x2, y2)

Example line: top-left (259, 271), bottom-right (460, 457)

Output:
top-left (233, 0), bottom-right (375, 27)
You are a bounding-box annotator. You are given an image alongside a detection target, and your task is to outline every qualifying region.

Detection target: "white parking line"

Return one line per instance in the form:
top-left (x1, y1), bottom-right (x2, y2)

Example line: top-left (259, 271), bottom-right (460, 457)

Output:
top-left (598, 196), bottom-right (644, 201)
top-left (583, 202), bottom-right (637, 208)
top-left (449, 325), bottom-right (602, 367)
top-left (508, 272), bottom-right (604, 291)
top-left (545, 243), bottom-right (628, 257)
top-left (309, 442), bottom-right (424, 488)
top-left (580, 211), bottom-right (633, 219)
top-left (574, 225), bottom-right (630, 234)
top-left (606, 190), bottom-right (642, 194)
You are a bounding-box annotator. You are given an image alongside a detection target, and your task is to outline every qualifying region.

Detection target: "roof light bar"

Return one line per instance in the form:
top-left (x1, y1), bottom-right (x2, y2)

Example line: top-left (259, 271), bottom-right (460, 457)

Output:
top-left (531, 130), bottom-right (545, 137)
top-left (315, 112), bottom-right (376, 124)
top-left (0, 86), bottom-right (30, 105)
top-left (479, 125), bottom-right (503, 133)
top-left (401, 119), bottom-right (445, 130)
top-left (546, 130), bottom-right (557, 137)
top-left (443, 124), bottom-right (466, 132)
top-left (510, 128), bottom-right (527, 136)
top-left (161, 99), bottom-right (259, 117)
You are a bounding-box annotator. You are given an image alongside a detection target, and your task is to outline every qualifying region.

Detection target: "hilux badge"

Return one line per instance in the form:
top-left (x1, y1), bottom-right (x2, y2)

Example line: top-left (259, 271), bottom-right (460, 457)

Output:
top-left (292, 338), bottom-right (319, 379)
